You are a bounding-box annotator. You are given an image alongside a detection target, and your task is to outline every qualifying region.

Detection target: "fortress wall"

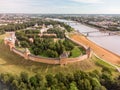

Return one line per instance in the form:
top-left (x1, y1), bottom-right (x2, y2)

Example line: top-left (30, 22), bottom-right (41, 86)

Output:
top-left (4, 34), bottom-right (92, 65)
top-left (12, 47), bottom-right (60, 65)
top-left (12, 48), bottom-right (24, 57)
top-left (67, 55), bottom-right (88, 63)
top-left (60, 54), bottom-right (88, 65)
top-left (66, 36), bottom-right (88, 49)
top-left (11, 46), bottom-right (89, 65)
top-left (66, 36), bottom-right (93, 58)
top-left (28, 54), bottom-right (60, 64)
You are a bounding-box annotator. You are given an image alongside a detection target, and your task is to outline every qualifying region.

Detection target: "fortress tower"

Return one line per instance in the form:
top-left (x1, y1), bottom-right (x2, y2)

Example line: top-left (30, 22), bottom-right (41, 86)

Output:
top-left (4, 32), bottom-right (16, 50)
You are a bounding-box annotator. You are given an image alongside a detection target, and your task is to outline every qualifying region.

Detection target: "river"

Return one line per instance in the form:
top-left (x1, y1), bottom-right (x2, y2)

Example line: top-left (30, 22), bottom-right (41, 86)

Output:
top-left (53, 19), bottom-right (120, 56)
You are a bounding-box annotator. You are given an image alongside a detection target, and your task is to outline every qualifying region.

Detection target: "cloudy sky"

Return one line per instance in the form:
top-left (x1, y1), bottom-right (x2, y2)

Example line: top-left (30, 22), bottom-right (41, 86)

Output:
top-left (0, 0), bottom-right (120, 14)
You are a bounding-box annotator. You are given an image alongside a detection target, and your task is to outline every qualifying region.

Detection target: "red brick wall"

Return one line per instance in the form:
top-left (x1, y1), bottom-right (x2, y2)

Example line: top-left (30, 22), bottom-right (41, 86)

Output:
top-left (12, 48), bottom-right (24, 57)
top-left (4, 36), bottom-right (92, 65)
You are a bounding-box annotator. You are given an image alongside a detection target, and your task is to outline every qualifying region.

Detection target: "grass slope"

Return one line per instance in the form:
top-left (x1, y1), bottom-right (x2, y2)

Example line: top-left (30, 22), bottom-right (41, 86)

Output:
top-left (0, 34), bottom-right (118, 76)
top-left (70, 47), bottom-right (82, 58)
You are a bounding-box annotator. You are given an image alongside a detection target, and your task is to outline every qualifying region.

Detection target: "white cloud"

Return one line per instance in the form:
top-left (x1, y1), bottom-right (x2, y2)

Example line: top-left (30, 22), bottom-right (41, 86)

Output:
top-left (99, 8), bottom-right (120, 14)
top-left (0, 0), bottom-right (29, 13)
top-left (71, 0), bottom-right (103, 3)
top-left (0, 0), bottom-right (28, 7)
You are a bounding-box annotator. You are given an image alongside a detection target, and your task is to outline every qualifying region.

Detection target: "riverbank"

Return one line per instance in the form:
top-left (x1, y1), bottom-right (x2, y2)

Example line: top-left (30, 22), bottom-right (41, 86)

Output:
top-left (70, 33), bottom-right (120, 66)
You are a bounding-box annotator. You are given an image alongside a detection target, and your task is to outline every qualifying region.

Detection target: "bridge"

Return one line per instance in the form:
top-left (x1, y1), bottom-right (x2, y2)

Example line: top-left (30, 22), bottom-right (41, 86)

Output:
top-left (63, 21), bottom-right (120, 37)
top-left (64, 21), bottom-right (79, 25)
top-left (81, 31), bottom-right (99, 34)
top-left (77, 30), bottom-right (118, 37)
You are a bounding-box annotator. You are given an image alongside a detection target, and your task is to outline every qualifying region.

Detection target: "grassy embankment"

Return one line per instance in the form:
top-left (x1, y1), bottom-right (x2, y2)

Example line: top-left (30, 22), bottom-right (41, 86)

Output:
top-left (70, 46), bottom-right (85, 58)
top-left (0, 34), bottom-right (119, 77)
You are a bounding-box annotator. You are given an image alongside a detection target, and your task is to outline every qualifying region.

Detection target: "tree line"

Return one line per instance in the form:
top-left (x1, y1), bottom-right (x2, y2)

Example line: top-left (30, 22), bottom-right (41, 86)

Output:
top-left (0, 67), bottom-right (120, 90)
top-left (0, 18), bottom-right (73, 35)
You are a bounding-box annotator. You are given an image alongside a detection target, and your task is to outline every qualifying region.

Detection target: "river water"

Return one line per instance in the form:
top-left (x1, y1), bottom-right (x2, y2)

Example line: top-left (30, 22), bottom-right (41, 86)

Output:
top-left (53, 19), bottom-right (120, 56)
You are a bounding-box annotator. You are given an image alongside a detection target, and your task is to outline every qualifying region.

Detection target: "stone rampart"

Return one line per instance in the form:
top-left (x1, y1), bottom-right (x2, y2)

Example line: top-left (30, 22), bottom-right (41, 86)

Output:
top-left (4, 33), bottom-right (92, 65)
top-left (28, 54), bottom-right (60, 64)
top-left (12, 48), bottom-right (24, 57)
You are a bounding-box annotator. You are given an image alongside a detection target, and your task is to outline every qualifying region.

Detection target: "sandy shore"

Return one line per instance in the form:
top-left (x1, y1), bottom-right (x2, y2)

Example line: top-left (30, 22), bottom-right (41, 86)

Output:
top-left (71, 33), bottom-right (120, 65)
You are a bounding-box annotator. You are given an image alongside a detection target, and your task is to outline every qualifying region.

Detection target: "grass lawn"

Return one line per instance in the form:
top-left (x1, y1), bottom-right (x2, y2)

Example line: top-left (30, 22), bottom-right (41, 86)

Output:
top-left (91, 56), bottom-right (116, 71)
top-left (0, 34), bottom-right (119, 77)
top-left (70, 47), bottom-right (82, 58)
top-left (16, 47), bottom-right (25, 52)
top-left (91, 56), bottom-right (119, 77)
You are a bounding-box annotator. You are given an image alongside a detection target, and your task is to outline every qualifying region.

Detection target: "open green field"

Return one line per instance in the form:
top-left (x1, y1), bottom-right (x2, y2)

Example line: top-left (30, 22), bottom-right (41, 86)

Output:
top-left (0, 34), bottom-right (119, 77)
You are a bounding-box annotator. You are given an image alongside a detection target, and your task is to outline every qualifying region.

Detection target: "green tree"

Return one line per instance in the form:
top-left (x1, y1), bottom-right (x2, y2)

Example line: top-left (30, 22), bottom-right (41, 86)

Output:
top-left (78, 79), bottom-right (92, 90)
top-left (46, 49), bottom-right (58, 58)
top-left (69, 82), bottom-right (78, 90)
top-left (20, 41), bottom-right (29, 48)
top-left (91, 78), bottom-right (101, 90)
top-left (46, 74), bottom-right (57, 87)
top-left (20, 72), bottom-right (28, 83)
top-left (35, 73), bottom-right (44, 87)
top-left (29, 76), bottom-right (37, 88)
top-left (12, 80), bottom-right (19, 90)
top-left (19, 82), bottom-right (27, 90)
top-left (63, 39), bottom-right (74, 51)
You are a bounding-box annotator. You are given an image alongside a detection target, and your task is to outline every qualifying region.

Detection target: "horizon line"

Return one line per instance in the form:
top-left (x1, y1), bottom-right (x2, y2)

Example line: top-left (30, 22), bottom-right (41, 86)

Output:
top-left (0, 13), bottom-right (120, 15)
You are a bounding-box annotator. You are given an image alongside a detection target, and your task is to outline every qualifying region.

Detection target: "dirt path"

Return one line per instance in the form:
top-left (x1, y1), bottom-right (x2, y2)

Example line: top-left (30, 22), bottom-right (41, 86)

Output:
top-left (71, 33), bottom-right (120, 65)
